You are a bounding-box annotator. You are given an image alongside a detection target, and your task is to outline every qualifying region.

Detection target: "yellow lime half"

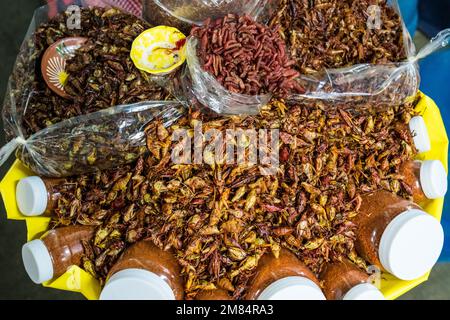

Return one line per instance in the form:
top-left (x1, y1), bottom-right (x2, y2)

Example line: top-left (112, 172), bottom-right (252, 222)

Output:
top-left (131, 26), bottom-right (187, 75)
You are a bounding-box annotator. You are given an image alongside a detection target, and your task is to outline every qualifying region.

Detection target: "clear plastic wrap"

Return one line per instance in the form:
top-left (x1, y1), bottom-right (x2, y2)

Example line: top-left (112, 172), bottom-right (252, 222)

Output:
top-left (143, 0), bottom-right (268, 33)
top-left (173, 37), bottom-right (271, 115)
top-left (0, 100), bottom-right (184, 177)
top-left (289, 28), bottom-right (450, 105)
top-left (277, 0), bottom-right (450, 105)
top-left (0, 4), bottom-right (185, 177)
top-left (164, 0), bottom-right (450, 115)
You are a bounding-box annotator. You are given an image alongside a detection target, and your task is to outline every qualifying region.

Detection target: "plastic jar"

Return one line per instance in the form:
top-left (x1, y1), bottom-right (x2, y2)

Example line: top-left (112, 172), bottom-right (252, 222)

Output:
top-left (22, 225), bottom-right (94, 284)
top-left (399, 160), bottom-right (447, 204)
top-left (100, 240), bottom-right (184, 300)
top-left (408, 115), bottom-right (431, 153)
top-left (195, 289), bottom-right (233, 300)
top-left (354, 190), bottom-right (444, 280)
top-left (244, 249), bottom-right (326, 300)
top-left (320, 259), bottom-right (384, 300)
top-left (16, 176), bottom-right (70, 216)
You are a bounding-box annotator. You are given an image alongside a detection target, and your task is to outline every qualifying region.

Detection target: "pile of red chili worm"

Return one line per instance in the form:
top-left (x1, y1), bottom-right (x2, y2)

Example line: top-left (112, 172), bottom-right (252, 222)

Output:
top-left (191, 14), bottom-right (303, 96)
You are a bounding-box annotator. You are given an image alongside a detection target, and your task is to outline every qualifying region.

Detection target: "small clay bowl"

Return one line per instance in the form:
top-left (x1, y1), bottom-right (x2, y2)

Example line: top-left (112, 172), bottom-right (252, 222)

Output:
top-left (41, 37), bottom-right (88, 98)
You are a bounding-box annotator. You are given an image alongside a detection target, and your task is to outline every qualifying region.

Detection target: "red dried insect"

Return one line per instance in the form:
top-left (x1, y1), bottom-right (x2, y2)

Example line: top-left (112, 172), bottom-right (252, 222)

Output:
top-left (191, 14), bottom-right (303, 96)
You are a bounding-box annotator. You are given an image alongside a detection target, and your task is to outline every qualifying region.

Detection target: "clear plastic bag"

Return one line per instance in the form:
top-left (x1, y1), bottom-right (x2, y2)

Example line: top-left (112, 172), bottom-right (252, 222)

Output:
top-left (289, 28), bottom-right (450, 105)
top-left (0, 100), bottom-right (184, 178)
top-left (280, 0), bottom-right (449, 105)
top-left (171, 37), bottom-right (271, 115)
top-left (0, 3), bottom-right (185, 177)
top-left (143, 0), bottom-right (268, 32)
top-left (163, 0), bottom-right (447, 115)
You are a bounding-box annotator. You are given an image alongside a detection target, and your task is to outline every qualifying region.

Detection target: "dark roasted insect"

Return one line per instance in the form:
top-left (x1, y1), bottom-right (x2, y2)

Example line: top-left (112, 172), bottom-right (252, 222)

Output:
top-left (50, 95), bottom-right (419, 299)
top-left (269, 0), bottom-right (407, 74)
top-left (3, 7), bottom-right (176, 177)
top-left (4, 7), bottom-right (172, 139)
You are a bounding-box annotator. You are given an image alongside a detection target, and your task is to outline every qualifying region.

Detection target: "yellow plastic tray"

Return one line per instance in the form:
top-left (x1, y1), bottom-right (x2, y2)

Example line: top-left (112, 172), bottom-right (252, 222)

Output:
top-left (0, 92), bottom-right (448, 300)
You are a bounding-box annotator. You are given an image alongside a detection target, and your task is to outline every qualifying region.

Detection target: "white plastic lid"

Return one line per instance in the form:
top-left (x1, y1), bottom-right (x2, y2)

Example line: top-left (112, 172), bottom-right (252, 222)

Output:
top-left (16, 176), bottom-right (48, 216)
top-left (22, 239), bottom-right (54, 284)
top-left (420, 160), bottom-right (448, 199)
top-left (409, 116), bottom-right (431, 153)
top-left (343, 283), bottom-right (385, 300)
top-left (100, 268), bottom-right (176, 300)
top-left (379, 209), bottom-right (444, 280)
top-left (257, 276), bottom-right (326, 300)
